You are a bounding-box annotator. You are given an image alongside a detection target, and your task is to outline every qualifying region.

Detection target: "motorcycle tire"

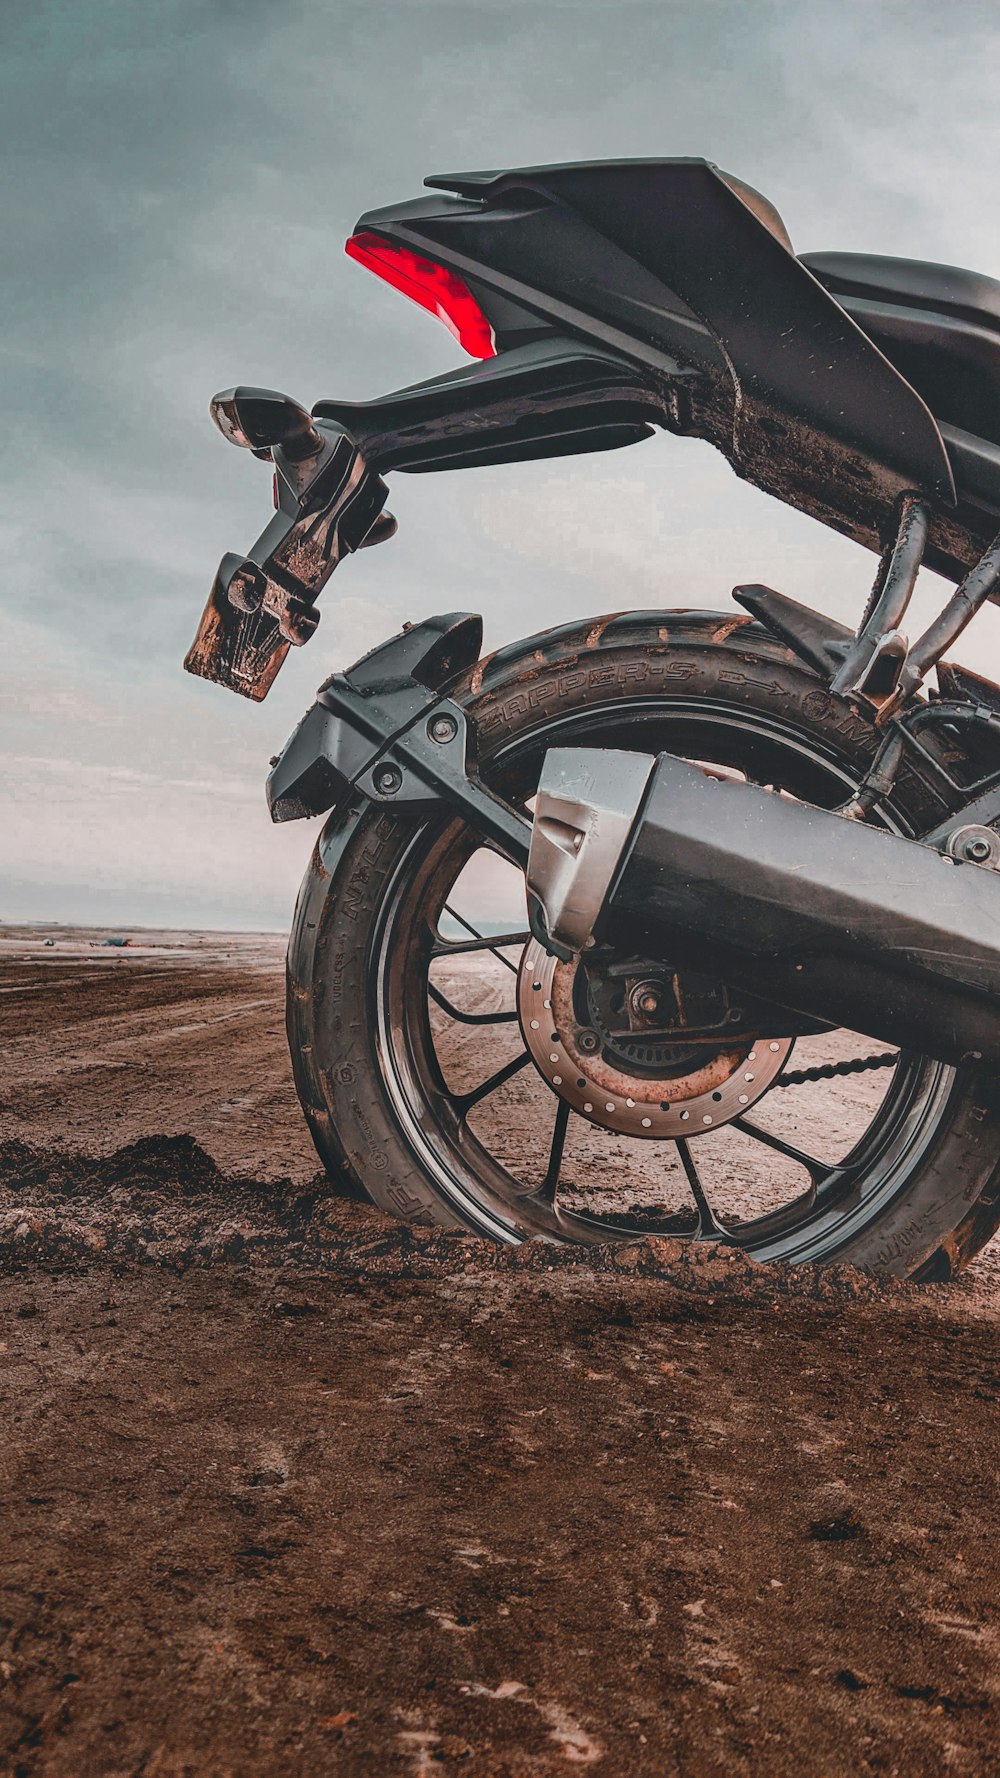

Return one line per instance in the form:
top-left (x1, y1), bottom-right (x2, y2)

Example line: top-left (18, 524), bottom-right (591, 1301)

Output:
top-left (287, 609), bottom-right (1000, 1279)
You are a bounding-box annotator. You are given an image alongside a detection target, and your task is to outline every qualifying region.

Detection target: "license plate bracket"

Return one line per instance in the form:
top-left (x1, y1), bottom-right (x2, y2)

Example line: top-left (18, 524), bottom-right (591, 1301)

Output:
top-left (184, 425), bottom-right (391, 701)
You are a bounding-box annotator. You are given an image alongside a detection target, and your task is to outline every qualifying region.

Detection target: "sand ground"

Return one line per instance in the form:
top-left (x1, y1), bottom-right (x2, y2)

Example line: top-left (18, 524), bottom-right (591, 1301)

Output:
top-left (2, 926), bottom-right (999, 1777)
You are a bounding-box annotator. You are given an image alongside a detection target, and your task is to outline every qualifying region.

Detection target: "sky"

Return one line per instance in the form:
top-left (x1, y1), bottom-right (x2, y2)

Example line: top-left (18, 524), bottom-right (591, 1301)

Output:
top-left (5, 0), bottom-right (1000, 930)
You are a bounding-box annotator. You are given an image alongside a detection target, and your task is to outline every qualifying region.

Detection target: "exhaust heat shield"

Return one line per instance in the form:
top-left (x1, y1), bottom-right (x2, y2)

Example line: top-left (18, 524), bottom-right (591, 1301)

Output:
top-left (527, 748), bottom-right (1000, 1072)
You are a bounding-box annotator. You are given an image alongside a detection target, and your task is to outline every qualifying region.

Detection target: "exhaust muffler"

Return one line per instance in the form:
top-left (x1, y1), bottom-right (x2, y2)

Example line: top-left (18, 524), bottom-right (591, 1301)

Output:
top-left (526, 748), bottom-right (1000, 1071)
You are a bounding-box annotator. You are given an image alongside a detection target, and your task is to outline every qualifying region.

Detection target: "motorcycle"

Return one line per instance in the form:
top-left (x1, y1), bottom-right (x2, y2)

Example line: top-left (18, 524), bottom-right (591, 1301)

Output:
top-left (186, 157), bottom-right (1000, 1277)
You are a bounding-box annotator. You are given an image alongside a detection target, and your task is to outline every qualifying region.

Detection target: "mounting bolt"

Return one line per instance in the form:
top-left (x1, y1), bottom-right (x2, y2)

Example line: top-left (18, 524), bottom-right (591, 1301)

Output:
top-left (577, 1028), bottom-right (600, 1054)
top-left (948, 824), bottom-right (1000, 868)
top-left (428, 712), bottom-right (459, 744)
top-left (374, 763), bottom-right (403, 796)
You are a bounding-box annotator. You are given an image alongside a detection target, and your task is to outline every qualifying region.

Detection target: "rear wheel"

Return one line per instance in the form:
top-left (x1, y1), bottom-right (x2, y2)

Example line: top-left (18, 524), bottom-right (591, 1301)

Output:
top-left (287, 610), bottom-right (1000, 1278)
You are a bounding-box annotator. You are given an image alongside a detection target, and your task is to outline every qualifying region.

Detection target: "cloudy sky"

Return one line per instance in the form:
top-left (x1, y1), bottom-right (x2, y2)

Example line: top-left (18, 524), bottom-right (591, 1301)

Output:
top-left (5, 0), bottom-right (1000, 929)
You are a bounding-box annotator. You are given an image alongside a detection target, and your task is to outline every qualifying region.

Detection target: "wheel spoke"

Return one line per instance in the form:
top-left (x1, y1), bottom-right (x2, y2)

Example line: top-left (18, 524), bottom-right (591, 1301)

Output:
top-left (427, 982), bottom-right (519, 1026)
top-left (676, 1137), bottom-right (727, 1238)
top-left (454, 1048), bottom-right (531, 1115)
top-left (432, 904), bottom-right (530, 973)
top-left (431, 930), bottom-right (532, 960)
top-left (539, 1099), bottom-right (571, 1204)
top-left (732, 1114), bottom-right (830, 1187)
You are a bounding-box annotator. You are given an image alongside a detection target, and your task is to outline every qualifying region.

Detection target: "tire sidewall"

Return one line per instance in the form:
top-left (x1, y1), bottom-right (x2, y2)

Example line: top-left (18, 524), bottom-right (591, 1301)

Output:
top-left (287, 611), bottom-right (1000, 1275)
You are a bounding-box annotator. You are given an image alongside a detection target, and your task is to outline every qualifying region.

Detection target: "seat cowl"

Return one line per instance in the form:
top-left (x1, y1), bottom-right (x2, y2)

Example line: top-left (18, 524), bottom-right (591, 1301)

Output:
top-left (426, 157), bottom-right (793, 248)
top-left (412, 162), bottom-right (956, 508)
top-left (803, 251), bottom-right (1000, 336)
top-left (940, 423), bottom-right (1000, 518)
top-left (806, 255), bottom-right (1000, 452)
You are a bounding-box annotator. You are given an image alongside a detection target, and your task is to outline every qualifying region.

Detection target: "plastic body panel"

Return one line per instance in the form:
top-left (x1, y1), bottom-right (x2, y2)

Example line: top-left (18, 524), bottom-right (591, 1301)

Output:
top-left (314, 338), bottom-right (665, 473)
top-left (805, 251), bottom-right (1000, 448)
top-left (351, 158), bottom-right (971, 570)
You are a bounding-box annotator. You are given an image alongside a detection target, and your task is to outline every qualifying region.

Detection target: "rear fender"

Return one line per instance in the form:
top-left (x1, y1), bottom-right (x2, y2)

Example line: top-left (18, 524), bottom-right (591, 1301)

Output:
top-left (266, 611), bottom-right (482, 821)
top-left (266, 611), bottom-right (532, 865)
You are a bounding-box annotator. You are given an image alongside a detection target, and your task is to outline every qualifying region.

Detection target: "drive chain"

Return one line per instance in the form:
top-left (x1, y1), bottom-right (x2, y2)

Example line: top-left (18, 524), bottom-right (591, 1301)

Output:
top-left (775, 1051), bottom-right (899, 1089)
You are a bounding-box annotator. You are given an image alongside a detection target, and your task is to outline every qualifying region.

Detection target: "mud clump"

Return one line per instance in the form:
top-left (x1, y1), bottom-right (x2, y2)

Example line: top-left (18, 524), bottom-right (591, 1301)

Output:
top-left (0, 1137), bottom-right (906, 1302)
top-left (604, 1232), bottom-right (907, 1302)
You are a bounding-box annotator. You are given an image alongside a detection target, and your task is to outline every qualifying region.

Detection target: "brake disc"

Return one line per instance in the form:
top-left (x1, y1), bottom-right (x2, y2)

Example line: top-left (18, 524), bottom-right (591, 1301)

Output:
top-left (517, 938), bottom-right (793, 1139)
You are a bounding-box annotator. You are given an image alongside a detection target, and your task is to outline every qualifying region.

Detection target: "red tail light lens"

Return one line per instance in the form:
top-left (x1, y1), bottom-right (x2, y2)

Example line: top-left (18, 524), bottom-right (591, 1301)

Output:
top-left (345, 231), bottom-right (496, 360)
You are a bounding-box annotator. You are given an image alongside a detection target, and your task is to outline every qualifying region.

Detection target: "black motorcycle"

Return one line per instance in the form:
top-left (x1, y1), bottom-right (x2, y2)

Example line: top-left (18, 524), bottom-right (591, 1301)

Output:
top-left (187, 158), bottom-right (1000, 1278)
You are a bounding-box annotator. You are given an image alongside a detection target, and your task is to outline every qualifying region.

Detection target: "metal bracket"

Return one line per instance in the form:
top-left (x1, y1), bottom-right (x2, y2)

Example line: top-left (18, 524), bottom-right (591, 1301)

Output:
top-left (350, 695), bottom-right (531, 865)
top-left (266, 613), bottom-right (532, 867)
top-left (843, 697), bottom-right (1000, 850)
top-left (881, 530), bottom-right (1000, 718)
top-left (737, 496), bottom-right (1000, 740)
top-left (829, 492), bottom-right (930, 703)
top-left (832, 493), bottom-right (1000, 722)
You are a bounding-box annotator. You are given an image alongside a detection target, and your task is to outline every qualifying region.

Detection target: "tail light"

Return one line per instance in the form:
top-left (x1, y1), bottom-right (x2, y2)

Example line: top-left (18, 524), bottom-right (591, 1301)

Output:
top-left (345, 231), bottom-right (496, 360)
